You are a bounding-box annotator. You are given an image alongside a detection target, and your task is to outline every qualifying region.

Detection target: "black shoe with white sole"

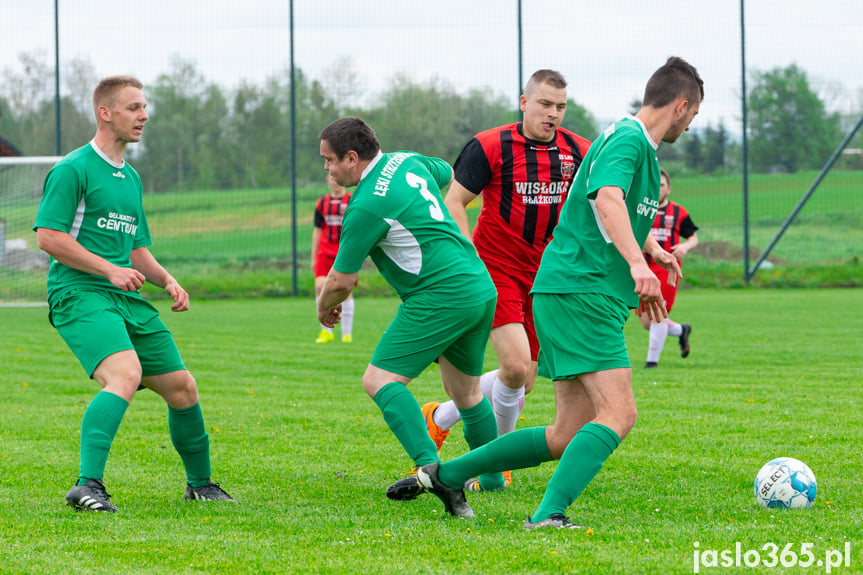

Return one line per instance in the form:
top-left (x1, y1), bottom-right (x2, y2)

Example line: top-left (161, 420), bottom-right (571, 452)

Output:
top-left (416, 462), bottom-right (474, 518)
top-left (523, 513), bottom-right (584, 530)
top-left (184, 480), bottom-right (236, 502)
top-left (65, 479), bottom-right (119, 512)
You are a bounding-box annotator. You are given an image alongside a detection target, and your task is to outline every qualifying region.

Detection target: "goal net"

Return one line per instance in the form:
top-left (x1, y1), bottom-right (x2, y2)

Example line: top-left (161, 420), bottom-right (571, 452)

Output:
top-left (0, 156), bottom-right (62, 306)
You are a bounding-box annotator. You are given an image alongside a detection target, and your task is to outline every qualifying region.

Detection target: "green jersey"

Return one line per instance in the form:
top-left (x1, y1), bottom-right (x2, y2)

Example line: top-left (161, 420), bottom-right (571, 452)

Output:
top-left (334, 151), bottom-right (495, 307)
top-left (34, 142), bottom-right (152, 305)
top-left (532, 116), bottom-right (660, 308)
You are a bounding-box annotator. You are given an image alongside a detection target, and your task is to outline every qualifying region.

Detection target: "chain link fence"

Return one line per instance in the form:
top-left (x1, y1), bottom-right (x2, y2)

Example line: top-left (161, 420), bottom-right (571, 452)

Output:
top-left (1, 0), bottom-right (861, 301)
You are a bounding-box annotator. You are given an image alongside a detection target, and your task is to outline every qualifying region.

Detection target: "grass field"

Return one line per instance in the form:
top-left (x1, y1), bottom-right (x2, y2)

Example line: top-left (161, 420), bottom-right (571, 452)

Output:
top-left (3, 169), bottom-right (862, 302)
top-left (1, 289), bottom-right (861, 574)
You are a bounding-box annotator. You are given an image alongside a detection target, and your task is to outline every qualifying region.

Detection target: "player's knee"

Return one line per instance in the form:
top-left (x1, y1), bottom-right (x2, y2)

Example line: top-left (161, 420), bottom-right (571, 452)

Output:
top-left (162, 371), bottom-right (199, 407)
top-left (178, 370), bottom-right (198, 392)
top-left (361, 372), bottom-right (388, 399)
top-left (99, 365), bottom-right (143, 399)
top-left (617, 405), bottom-right (638, 440)
top-left (638, 313), bottom-right (651, 330)
top-left (498, 359), bottom-right (531, 388)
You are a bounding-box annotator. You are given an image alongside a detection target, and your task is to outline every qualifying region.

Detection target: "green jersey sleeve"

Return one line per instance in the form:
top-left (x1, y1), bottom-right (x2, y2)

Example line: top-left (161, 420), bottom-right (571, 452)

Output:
top-left (413, 155), bottom-right (453, 191)
top-left (34, 162), bottom-right (84, 232)
top-left (584, 126), bottom-right (642, 200)
top-left (333, 206), bottom-right (390, 274)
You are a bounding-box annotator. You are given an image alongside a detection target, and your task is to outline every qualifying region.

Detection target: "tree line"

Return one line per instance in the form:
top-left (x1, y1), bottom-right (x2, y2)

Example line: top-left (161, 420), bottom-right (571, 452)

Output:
top-left (1, 54), bottom-right (857, 193)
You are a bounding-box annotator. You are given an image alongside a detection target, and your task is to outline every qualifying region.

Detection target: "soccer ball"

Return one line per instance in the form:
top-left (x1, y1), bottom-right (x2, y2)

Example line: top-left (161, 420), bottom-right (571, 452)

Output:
top-left (754, 457), bottom-right (817, 509)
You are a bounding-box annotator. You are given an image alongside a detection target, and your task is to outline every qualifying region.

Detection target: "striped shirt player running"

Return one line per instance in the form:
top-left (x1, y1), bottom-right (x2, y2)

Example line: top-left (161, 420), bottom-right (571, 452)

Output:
top-left (639, 167), bottom-right (699, 368)
top-left (312, 173), bottom-right (354, 344)
top-left (423, 70), bottom-right (591, 491)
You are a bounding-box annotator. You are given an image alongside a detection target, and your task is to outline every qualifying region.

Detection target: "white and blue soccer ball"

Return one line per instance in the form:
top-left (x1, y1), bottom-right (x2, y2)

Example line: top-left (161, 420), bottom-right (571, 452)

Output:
top-left (754, 457), bottom-right (817, 509)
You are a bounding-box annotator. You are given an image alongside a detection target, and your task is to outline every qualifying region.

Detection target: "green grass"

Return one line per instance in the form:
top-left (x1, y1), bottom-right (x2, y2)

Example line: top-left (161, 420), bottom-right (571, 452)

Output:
top-left (4, 170), bottom-right (863, 302)
top-left (670, 170), bottom-right (863, 267)
top-left (1, 289), bottom-right (862, 574)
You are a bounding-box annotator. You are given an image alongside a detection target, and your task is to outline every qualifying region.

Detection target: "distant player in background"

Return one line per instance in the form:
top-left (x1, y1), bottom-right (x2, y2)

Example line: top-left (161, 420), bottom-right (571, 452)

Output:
top-left (639, 167), bottom-right (699, 368)
top-left (312, 173), bottom-right (354, 343)
top-left (33, 75), bottom-right (233, 512)
top-left (424, 70), bottom-right (591, 491)
top-left (318, 117), bottom-right (504, 511)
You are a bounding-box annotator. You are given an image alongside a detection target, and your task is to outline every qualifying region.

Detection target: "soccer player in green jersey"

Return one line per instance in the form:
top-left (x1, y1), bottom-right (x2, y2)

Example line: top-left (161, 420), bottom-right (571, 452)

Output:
top-left (34, 76), bottom-right (234, 512)
top-left (392, 57), bottom-right (703, 527)
top-left (317, 117), bottom-right (504, 516)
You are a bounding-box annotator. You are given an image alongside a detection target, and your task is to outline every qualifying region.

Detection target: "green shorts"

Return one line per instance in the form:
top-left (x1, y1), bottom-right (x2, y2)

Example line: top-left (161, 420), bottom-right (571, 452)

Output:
top-left (533, 292), bottom-right (631, 381)
top-left (371, 296), bottom-right (496, 379)
top-left (49, 289), bottom-right (186, 378)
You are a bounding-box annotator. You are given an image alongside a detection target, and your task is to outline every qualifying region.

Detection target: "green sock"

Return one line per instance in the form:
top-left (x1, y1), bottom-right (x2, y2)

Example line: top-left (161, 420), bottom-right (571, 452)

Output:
top-left (438, 426), bottom-right (553, 489)
top-left (531, 422), bottom-right (621, 522)
top-left (373, 382), bottom-right (439, 468)
top-left (169, 403), bottom-right (211, 488)
top-left (458, 398), bottom-right (506, 491)
top-left (78, 391), bottom-right (129, 485)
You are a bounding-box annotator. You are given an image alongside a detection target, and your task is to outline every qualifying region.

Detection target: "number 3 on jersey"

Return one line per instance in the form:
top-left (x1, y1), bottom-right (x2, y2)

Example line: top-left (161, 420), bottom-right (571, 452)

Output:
top-left (405, 172), bottom-right (444, 221)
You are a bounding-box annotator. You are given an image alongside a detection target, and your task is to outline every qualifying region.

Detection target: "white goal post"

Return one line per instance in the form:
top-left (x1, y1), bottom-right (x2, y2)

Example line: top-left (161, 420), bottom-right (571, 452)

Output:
top-left (0, 156), bottom-right (63, 306)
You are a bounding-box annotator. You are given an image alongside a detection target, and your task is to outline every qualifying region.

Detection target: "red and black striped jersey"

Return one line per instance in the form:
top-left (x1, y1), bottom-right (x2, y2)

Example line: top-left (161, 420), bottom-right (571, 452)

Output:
top-left (453, 122), bottom-right (591, 272)
top-left (644, 201), bottom-right (698, 265)
top-left (314, 192), bottom-right (351, 258)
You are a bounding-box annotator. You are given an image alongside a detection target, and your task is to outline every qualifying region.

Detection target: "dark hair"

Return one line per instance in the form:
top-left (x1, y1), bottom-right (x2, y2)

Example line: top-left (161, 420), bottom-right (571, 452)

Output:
top-left (93, 75), bottom-right (143, 118)
top-left (642, 57), bottom-right (704, 108)
top-left (319, 117), bottom-right (380, 161)
top-left (525, 69), bottom-right (567, 95)
top-left (660, 167), bottom-right (671, 183)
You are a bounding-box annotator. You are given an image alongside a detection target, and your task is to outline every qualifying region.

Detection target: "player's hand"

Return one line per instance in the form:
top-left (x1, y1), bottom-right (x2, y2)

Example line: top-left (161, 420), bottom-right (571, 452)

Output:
top-left (318, 303), bottom-right (342, 328)
top-left (651, 248), bottom-right (683, 287)
top-left (631, 261), bottom-right (668, 323)
top-left (670, 244), bottom-right (690, 259)
top-left (165, 278), bottom-right (190, 312)
top-left (108, 266), bottom-right (146, 292)
top-left (641, 298), bottom-right (668, 323)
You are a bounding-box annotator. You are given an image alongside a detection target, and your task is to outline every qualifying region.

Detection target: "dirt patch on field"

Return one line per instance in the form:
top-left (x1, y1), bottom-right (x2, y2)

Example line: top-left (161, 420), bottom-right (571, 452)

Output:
top-left (691, 241), bottom-right (786, 265)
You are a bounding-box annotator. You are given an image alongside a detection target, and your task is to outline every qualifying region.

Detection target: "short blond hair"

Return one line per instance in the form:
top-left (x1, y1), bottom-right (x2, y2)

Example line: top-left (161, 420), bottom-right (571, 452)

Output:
top-left (524, 69), bottom-right (567, 96)
top-left (92, 76), bottom-right (143, 120)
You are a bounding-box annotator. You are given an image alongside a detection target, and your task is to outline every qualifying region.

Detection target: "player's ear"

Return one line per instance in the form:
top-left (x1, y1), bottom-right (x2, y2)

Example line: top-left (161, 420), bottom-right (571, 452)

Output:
top-left (674, 98), bottom-right (690, 120)
top-left (97, 105), bottom-right (112, 123)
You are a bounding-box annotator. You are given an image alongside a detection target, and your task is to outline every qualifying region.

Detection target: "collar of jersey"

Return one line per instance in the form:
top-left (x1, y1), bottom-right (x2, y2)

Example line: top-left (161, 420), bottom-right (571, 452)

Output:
top-left (89, 140), bottom-right (126, 169)
top-left (624, 115), bottom-right (659, 151)
top-left (359, 150), bottom-right (384, 182)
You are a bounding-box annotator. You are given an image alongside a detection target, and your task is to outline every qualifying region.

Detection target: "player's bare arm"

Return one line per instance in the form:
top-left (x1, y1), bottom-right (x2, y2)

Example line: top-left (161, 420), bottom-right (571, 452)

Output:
top-left (36, 227), bottom-right (145, 292)
top-left (443, 179), bottom-right (479, 241)
top-left (130, 246), bottom-right (189, 312)
top-left (594, 186), bottom-right (667, 323)
top-left (670, 231), bottom-right (699, 259)
top-left (318, 268), bottom-right (358, 326)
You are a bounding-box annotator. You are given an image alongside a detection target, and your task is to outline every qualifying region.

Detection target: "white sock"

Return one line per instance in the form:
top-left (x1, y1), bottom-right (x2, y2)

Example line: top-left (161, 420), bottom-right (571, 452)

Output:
top-left (491, 377), bottom-right (525, 436)
top-left (433, 400), bottom-right (461, 431)
top-left (667, 320), bottom-right (683, 337)
top-left (647, 321), bottom-right (669, 363)
top-left (479, 369), bottom-right (499, 403)
top-left (433, 369), bottom-right (499, 431)
top-left (341, 298), bottom-right (355, 336)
